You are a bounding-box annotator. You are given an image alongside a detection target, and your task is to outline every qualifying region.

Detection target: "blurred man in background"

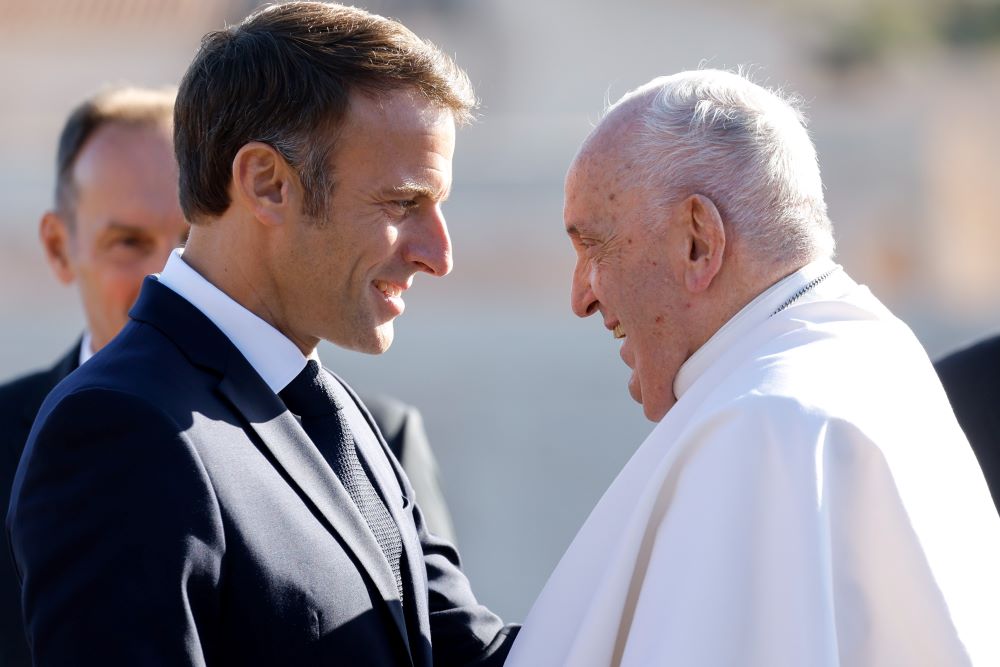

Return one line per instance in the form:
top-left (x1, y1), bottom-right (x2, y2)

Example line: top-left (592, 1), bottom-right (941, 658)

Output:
top-left (0, 86), bottom-right (186, 665)
top-left (2, 78), bottom-right (455, 663)
top-left (7, 3), bottom-right (509, 664)
top-left (936, 335), bottom-right (1000, 511)
top-left (508, 69), bottom-right (1000, 666)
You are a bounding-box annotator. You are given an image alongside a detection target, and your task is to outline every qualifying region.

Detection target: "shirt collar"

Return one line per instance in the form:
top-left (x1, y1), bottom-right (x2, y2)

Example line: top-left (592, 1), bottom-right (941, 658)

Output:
top-left (78, 331), bottom-right (95, 367)
top-left (155, 248), bottom-right (316, 393)
top-left (673, 258), bottom-right (839, 400)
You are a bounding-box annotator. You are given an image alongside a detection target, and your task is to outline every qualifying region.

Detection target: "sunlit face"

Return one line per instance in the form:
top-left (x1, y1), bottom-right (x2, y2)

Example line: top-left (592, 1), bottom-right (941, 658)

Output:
top-left (272, 89), bottom-right (456, 354)
top-left (565, 138), bottom-right (697, 422)
top-left (43, 123), bottom-right (189, 352)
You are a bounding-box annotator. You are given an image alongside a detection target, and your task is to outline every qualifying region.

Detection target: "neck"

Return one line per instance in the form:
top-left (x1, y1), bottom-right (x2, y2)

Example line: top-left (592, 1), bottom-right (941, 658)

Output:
top-left (182, 221), bottom-right (318, 356)
top-left (695, 251), bottom-right (812, 354)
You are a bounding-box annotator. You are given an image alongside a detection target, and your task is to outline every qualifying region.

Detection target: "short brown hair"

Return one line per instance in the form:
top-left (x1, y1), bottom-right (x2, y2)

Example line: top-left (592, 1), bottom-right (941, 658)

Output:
top-left (174, 1), bottom-right (477, 223)
top-left (55, 86), bottom-right (176, 222)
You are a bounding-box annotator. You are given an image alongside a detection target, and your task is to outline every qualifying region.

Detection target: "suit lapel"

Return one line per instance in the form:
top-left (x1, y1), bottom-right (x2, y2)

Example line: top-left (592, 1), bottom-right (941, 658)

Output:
top-left (216, 361), bottom-right (404, 606)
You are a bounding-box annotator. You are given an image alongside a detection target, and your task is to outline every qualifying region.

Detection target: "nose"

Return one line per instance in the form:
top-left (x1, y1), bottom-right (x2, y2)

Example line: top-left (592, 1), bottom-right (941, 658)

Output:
top-left (405, 206), bottom-right (453, 277)
top-left (571, 256), bottom-right (598, 318)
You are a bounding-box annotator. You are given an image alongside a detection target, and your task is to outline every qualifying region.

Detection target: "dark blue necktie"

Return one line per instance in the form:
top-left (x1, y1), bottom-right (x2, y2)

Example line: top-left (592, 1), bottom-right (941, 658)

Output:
top-left (279, 360), bottom-right (404, 602)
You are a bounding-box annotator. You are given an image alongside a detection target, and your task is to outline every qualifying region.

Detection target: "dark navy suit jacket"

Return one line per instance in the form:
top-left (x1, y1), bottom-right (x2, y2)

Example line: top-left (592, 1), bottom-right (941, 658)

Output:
top-left (7, 278), bottom-right (515, 665)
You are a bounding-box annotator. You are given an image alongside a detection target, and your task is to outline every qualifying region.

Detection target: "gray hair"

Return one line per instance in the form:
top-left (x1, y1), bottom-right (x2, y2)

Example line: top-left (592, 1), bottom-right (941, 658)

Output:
top-left (610, 69), bottom-right (835, 262)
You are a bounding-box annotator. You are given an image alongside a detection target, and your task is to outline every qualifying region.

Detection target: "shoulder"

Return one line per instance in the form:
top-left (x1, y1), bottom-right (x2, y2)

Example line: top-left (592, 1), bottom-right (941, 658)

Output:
top-left (0, 367), bottom-right (54, 420)
top-left (25, 387), bottom-right (188, 469)
top-left (727, 305), bottom-right (943, 424)
top-left (682, 341), bottom-right (961, 477)
top-left (0, 366), bottom-right (55, 397)
top-left (54, 322), bottom-right (211, 414)
top-left (688, 392), bottom-right (834, 443)
top-left (679, 377), bottom-right (897, 474)
top-left (0, 341), bottom-right (78, 414)
top-left (362, 394), bottom-right (414, 437)
top-left (12, 386), bottom-right (212, 529)
top-left (0, 369), bottom-right (58, 470)
top-left (0, 341), bottom-right (80, 438)
top-left (361, 393), bottom-right (424, 463)
top-left (936, 334), bottom-right (1000, 392)
top-left (666, 393), bottom-right (888, 506)
top-left (934, 335), bottom-right (1000, 450)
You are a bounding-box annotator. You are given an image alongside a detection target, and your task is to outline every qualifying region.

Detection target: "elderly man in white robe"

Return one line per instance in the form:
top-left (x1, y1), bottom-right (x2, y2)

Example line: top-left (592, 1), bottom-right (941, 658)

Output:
top-left (507, 69), bottom-right (1000, 666)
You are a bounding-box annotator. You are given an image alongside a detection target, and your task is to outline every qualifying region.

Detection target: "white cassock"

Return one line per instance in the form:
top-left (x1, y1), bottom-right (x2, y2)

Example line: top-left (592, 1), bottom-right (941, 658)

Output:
top-left (507, 260), bottom-right (1000, 666)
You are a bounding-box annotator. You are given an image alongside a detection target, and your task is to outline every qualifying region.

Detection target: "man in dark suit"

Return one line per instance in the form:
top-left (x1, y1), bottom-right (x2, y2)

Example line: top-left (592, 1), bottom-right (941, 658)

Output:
top-left (936, 334), bottom-right (1000, 512)
top-left (8, 3), bottom-right (509, 664)
top-left (2, 366), bottom-right (456, 664)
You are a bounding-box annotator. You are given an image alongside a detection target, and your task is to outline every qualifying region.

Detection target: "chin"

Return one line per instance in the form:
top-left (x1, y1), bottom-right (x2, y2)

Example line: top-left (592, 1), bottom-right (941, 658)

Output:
top-left (635, 381), bottom-right (672, 422)
top-left (642, 402), bottom-right (669, 423)
top-left (362, 322), bottom-right (395, 355)
top-left (641, 392), bottom-right (676, 422)
top-left (325, 321), bottom-right (394, 355)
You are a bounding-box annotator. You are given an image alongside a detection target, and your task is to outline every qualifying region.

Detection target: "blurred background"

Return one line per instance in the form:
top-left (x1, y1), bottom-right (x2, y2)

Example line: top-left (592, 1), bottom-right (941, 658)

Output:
top-left (1, 0), bottom-right (999, 622)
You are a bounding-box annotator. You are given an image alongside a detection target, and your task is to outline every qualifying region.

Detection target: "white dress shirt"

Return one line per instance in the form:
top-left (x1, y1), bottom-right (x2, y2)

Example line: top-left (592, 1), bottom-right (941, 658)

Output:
top-left (78, 331), bottom-right (95, 367)
top-left (156, 248), bottom-right (311, 393)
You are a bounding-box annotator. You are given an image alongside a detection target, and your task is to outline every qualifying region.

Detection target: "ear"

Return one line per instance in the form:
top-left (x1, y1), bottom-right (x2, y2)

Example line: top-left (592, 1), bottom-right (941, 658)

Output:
top-left (230, 142), bottom-right (296, 226)
top-left (39, 211), bottom-right (76, 285)
top-left (680, 194), bottom-right (725, 293)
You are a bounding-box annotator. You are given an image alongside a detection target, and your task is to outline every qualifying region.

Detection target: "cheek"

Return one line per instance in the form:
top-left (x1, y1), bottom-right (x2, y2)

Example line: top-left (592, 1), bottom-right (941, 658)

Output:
top-left (91, 262), bottom-right (147, 305)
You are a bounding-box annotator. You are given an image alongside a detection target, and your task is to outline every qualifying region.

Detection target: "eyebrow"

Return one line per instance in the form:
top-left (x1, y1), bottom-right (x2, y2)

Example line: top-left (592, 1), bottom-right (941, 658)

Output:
top-left (565, 224), bottom-right (581, 238)
top-left (102, 221), bottom-right (151, 235)
top-left (101, 222), bottom-right (187, 244)
top-left (383, 180), bottom-right (451, 202)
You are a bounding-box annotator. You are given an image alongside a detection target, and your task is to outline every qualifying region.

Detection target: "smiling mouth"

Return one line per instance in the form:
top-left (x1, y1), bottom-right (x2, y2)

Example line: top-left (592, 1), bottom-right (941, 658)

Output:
top-left (613, 323), bottom-right (626, 339)
top-left (374, 280), bottom-right (403, 298)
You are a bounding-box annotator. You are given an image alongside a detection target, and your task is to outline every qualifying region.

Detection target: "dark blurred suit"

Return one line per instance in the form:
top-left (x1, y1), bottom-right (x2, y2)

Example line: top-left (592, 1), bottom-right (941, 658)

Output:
top-left (0, 345), bottom-right (78, 666)
top-left (1, 335), bottom-right (458, 665)
top-left (936, 334), bottom-right (1000, 512)
top-left (365, 396), bottom-right (456, 543)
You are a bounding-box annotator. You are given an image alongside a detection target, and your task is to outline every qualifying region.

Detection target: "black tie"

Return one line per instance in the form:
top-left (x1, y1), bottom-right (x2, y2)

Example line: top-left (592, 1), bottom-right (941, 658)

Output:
top-left (279, 360), bottom-right (404, 602)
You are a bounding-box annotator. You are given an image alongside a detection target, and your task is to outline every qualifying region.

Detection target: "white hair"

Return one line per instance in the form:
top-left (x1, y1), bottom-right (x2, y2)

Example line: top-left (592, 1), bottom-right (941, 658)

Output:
top-left (608, 68), bottom-right (835, 262)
